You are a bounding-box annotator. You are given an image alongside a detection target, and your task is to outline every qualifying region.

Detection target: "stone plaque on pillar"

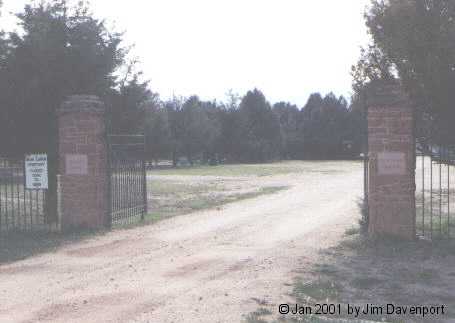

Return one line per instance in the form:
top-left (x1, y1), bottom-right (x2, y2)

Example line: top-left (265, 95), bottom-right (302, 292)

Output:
top-left (65, 154), bottom-right (88, 175)
top-left (377, 152), bottom-right (406, 176)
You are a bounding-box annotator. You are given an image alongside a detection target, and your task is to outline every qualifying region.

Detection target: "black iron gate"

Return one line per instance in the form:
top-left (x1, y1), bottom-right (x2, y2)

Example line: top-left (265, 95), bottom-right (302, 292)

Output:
top-left (107, 135), bottom-right (148, 226)
top-left (363, 152), bottom-right (369, 227)
top-left (0, 156), bottom-right (55, 234)
top-left (415, 143), bottom-right (455, 240)
top-left (362, 96), bottom-right (369, 229)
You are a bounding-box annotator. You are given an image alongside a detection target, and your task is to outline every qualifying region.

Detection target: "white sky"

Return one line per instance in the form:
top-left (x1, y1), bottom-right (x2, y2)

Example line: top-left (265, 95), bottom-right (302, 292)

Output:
top-left (1, 0), bottom-right (370, 106)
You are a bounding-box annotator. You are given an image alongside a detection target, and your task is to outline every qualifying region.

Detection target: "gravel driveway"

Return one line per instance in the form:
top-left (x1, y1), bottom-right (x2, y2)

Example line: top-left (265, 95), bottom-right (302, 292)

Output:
top-left (0, 161), bottom-right (362, 323)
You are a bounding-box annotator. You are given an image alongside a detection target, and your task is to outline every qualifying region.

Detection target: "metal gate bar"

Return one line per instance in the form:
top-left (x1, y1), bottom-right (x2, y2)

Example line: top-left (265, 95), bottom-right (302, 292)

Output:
top-left (108, 135), bottom-right (147, 226)
top-left (416, 143), bottom-right (454, 240)
top-left (0, 157), bottom-right (50, 234)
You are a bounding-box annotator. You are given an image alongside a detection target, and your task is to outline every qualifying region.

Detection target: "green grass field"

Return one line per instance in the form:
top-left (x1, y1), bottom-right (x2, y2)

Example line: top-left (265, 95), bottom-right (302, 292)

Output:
top-left (145, 160), bottom-right (354, 223)
top-left (148, 161), bottom-right (347, 177)
top-left (149, 163), bottom-right (298, 177)
top-left (147, 178), bottom-right (288, 223)
top-left (415, 192), bottom-right (455, 239)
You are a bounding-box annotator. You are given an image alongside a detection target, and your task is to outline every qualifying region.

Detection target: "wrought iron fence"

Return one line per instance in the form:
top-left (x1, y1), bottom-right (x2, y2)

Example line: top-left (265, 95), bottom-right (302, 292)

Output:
top-left (415, 144), bottom-right (455, 240)
top-left (108, 135), bottom-right (147, 226)
top-left (0, 157), bottom-right (53, 233)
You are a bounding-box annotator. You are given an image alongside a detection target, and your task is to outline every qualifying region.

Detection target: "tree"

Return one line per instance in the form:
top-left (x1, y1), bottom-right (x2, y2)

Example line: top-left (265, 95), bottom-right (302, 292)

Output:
top-left (144, 102), bottom-right (172, 163)
top-left (273, 102), bottom-right (301, 159)
top-left (179, 96), bottom-right (212, 165)
top-left (161, 96), bottom-right (224, 166)
top-left (200, 100), bottom-right (222, 164)
top-left (215, 91), bottom-right (241, 162)
top-left (108, 76), bottom-right (154, 134)
top-left (347, 93), bottom-right (368, 156)
top-left (0, 1), bottom-right (10, 154)
top-left (164, 96), bottom-right (185, 167)
top-left (300, 93), bottom-right (350, 159)
top-left (365, 0), bottom-right (455, 142)
top-left (351, 44), bottom-right (395, 95)
top-left (0, 0), bottom-right (128, 155)
top-left (238, 89), bottom-right (281, 162)
top-left (0, 0), bottom-right (133, 221)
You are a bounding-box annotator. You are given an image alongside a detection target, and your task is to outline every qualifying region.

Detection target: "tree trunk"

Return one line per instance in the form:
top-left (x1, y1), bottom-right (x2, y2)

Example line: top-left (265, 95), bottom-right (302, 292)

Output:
top-left (172, 150), bottom-right (178, 168)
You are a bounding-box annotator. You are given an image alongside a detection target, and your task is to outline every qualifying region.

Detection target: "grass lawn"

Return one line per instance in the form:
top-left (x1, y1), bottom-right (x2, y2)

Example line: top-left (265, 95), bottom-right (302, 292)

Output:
top-left (415, 192), bottom-right (455, 239)
top-left (146, 174), bottom-right (289, 223)
top-left (144, 161), bottom-right (338, 223)
top-left (148, 160), bottom-right (349, 177)
top-left (246, 227), bottom-right (455, 323)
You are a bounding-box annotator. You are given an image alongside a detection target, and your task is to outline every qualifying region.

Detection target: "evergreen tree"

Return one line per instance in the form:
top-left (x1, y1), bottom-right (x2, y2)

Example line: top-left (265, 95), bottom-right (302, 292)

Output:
top-left (273, 102), bottom-right (301, 159)
top-left (365, 0), bottom-right (455, 142)
top-left (238, 89), bottom-right (281, 162)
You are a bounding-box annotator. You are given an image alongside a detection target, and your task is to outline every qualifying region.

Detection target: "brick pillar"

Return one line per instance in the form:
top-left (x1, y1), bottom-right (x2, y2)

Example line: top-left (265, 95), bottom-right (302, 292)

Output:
top-left (367, 80), bottom-right (416, 240)
top-left (57, 95), bottom-right (108, 230)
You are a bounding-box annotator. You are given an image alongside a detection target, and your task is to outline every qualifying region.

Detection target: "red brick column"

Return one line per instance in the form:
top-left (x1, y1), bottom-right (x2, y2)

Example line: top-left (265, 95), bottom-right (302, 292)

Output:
top-left (57, 95), bottom-right (108, 230)
top-left (367, 81), bottom-right (416, 240)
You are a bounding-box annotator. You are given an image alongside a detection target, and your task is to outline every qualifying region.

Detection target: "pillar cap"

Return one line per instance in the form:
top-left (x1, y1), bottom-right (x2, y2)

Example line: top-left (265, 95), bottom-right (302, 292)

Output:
top-left (58, 95), bottom-right (105, 115)
top-left (366, 79), bottom-right (410, 108)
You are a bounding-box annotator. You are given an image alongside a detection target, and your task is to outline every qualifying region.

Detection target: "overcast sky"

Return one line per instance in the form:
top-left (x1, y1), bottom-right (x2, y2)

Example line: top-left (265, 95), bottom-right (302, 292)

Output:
top-left (1, 0), bottom-right (370, 106)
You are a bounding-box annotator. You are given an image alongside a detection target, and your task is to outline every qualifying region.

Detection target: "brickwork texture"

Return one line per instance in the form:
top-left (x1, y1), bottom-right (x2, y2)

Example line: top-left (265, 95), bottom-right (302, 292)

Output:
top-left (367, 81), bottom-right (416, 240)
top-left (57, 95), bottom-right (108, 230)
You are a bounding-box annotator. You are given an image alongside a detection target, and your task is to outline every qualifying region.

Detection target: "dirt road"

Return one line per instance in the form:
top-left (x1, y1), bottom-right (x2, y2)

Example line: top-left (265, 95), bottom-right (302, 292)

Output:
top-left (0, 161), bottom-right (362, 323)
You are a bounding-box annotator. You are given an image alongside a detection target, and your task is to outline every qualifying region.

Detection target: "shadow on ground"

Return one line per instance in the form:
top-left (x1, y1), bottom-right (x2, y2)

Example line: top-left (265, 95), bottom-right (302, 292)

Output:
top-left (246, 231), bottom-right (455, 323)
top-left (0, 229), bottom-right (108, 265)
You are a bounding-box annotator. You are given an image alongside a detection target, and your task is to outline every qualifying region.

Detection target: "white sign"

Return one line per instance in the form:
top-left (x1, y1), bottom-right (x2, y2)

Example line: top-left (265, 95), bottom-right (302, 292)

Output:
top-left (378, 152), bottom-right (406, 175)
top-left (65, 154), bottom-right (88, 175)
top-left (25, 154), bottom-right (48, 189)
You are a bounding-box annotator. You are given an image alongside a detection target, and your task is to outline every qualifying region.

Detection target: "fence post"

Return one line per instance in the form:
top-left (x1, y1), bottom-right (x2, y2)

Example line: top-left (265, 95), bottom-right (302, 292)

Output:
top-left (142, 135), bottom-right (148, 220)
top-left (363, 91), bottom-right (370, 227)
top-left (105, 133), bottom-right (112, 229)
top-left (57, 95), bottom-right (109, 231)
top-left (55, 174), bottom-right (62, 232)
top-left (367, 80), bottom-right (416, 240)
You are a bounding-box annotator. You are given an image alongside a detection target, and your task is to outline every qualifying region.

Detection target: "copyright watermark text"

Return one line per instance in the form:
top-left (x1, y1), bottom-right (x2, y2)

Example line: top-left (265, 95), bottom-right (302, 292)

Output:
top-left (278, 303), bottom-right (446, 319)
